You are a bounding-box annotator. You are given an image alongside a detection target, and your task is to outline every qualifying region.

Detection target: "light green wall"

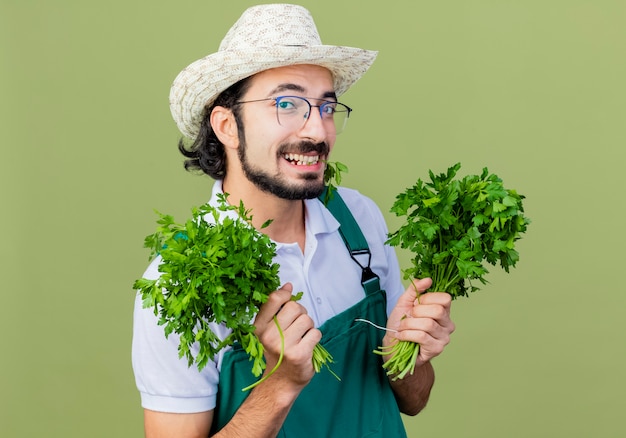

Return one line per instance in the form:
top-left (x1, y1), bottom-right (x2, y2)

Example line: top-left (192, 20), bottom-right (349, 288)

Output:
top-left (2, 1), bottom-right (624, 436)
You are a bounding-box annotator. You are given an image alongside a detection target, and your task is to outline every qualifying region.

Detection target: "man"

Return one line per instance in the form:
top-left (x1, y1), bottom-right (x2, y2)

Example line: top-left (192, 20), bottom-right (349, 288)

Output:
top-left (132, 4), bottom-right (455, 437)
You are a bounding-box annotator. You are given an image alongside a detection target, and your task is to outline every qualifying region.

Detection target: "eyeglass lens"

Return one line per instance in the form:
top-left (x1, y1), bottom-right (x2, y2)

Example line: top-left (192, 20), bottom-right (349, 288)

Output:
top-left (274, 96), bottom-right (350, 134)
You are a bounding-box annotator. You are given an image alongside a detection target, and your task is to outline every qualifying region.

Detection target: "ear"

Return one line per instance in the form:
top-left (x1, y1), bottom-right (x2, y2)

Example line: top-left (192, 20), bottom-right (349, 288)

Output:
top-left (211, 106), bottom-right (239, 150)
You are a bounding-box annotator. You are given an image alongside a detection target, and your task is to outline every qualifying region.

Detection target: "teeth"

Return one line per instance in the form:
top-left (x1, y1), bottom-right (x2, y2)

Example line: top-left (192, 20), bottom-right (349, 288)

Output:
top-left (284, 154), bottom-right (320, 166)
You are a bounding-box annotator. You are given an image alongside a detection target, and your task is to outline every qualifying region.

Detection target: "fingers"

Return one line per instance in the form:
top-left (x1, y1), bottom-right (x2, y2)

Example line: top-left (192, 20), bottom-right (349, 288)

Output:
top-left (273, 300), bottom-right (317, 345)
top-left (254, 283), bottom-right (295, 327)
top-left (402, 293), bottom-right (454, 334)
top-left (391, 285), bottom-right (456, 363)
top-left (253, 285), bottom-right (320, 387)
top-left (396, 308), bottom-right (455, 340)
top-left (417, 291), bottom-right (452, 307)
top-left (254, 283), bottom-right (319, 352)
top-left (412, 293), bottom-right (452, 320)
top-left (395, 278), bottom-right (432, 308)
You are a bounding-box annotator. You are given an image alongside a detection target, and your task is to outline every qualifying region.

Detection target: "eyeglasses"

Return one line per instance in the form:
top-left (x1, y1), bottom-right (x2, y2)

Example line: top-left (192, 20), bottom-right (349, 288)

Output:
top-left (235, 96), bottom-right (352, 134)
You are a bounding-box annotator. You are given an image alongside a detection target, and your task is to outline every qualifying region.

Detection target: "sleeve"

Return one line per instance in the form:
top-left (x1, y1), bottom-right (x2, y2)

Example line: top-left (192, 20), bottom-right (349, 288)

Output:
top-left (131, 256), bottom-right (222, 413)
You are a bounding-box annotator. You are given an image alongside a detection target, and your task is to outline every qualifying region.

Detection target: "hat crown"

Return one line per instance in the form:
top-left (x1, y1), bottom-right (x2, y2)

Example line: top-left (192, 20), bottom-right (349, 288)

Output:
top-left (219, 4), bottom-right (323, 51)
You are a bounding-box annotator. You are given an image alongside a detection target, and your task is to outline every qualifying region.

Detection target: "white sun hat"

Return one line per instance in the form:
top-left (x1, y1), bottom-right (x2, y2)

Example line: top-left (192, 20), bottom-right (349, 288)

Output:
top-left (169, 4), bottom-right (378, 139)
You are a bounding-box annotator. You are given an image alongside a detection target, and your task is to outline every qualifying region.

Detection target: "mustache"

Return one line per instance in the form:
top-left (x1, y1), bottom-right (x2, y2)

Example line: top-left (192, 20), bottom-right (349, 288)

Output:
top-left (277, 141), bottom-right (329, 157)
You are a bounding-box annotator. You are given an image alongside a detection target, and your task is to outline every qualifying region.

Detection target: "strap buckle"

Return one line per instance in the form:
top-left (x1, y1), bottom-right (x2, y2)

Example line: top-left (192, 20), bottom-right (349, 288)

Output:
top-left (349, 249), bottom-right (380, 288)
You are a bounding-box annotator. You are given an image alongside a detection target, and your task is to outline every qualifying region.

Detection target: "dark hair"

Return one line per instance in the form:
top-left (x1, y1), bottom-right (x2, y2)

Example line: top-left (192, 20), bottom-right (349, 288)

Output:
top-left (178, 78), bottom-right (251, 179)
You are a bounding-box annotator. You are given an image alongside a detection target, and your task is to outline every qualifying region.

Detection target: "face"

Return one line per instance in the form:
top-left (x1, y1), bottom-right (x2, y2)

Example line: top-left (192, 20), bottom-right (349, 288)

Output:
top-left (235, 64), bottom-right (338, 200)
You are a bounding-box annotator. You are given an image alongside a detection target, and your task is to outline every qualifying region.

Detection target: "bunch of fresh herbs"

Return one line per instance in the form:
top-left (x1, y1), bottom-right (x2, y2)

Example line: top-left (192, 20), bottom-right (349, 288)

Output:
top-left (376, 163), bottom-right (530, 379)
top-left (133, 192), bottom-right (336, 391)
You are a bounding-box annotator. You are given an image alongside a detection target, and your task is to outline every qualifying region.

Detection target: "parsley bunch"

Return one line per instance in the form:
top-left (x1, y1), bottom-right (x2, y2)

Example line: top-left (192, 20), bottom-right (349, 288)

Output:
top-left (133, 193), bottom-right (335, 390)
top-left (377, 163), bottom-right (530, 379)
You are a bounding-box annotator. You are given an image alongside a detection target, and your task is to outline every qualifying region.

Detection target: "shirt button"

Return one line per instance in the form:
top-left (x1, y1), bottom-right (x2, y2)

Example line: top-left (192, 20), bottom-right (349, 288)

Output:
top-left (316, 298), bottom-right (322, 304)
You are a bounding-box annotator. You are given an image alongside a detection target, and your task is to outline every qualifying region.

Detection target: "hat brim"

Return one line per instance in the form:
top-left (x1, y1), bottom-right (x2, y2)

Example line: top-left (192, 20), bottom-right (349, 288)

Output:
top-left (170, 45), bottom-right (378, 139)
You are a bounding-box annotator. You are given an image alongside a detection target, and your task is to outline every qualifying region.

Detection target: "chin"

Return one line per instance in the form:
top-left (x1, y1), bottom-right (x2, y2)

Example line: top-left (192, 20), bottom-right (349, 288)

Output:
top-left (269, 179), bottom-right (325, 200)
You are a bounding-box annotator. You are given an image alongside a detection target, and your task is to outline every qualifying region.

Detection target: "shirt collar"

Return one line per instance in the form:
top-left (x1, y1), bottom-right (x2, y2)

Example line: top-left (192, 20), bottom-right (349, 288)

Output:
top-left (209, 180), bottom-right (340, 240)
top-left (303, 196), bottom-right (340, 237)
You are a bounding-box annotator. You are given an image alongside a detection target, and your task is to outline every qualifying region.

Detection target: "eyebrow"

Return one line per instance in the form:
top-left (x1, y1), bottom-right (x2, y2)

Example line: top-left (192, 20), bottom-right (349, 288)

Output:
top-left (268, 83), bottom-right (337, 100)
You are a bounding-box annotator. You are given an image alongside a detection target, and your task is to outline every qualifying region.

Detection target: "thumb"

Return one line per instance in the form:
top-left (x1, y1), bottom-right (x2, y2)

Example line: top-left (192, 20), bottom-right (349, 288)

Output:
top-left (387, 277), bottom-right (433, 333)
top-left (410, 277), bottom-right (432, 295)
top-left (398, 277), bottom-right (433, 306)
top-left (280, 282), bottom-right (293, 293)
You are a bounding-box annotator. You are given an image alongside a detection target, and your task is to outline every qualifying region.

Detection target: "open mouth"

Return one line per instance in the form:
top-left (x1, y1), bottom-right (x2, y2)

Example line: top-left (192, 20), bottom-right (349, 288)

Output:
top-left (283, 153), bottom-right (321, 166)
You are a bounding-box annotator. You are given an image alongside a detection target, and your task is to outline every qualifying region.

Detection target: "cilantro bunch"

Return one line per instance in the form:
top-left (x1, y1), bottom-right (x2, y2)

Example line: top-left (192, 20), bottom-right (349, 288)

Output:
top-left (377, 163), bottom-right (530, 379)
top-left (133, 194), bottom-right (335, 390)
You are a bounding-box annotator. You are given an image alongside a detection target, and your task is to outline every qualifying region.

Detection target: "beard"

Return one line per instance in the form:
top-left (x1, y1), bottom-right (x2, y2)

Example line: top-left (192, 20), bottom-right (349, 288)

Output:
top-left (238, 139), bottom-right (329, 200)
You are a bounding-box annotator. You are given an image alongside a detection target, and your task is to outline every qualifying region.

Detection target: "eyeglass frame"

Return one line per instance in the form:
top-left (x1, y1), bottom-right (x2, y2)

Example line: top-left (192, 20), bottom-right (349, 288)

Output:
top-left (234, 95), bottom-right (353, 134)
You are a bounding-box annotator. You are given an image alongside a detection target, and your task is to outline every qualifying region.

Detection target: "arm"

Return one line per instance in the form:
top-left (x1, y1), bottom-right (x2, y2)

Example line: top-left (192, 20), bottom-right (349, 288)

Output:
top-left (383, 278), bottom-right (455, 415)
top-left (143, 378), bottom-right (300, 438)
top-left (143, 284), bottom-right (319, 437)
top-left (144, 410), bottom-right (212, 438)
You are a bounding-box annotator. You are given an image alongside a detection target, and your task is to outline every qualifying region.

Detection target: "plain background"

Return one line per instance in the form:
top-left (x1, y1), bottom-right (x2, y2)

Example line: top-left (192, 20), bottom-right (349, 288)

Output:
top-left (2, 0), bottom-right (625, 436)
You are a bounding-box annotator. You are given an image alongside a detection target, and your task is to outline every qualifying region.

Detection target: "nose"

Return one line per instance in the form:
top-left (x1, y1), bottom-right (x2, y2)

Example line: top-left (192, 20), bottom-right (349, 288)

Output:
top-left (298, 105), bottom-right (332, 142)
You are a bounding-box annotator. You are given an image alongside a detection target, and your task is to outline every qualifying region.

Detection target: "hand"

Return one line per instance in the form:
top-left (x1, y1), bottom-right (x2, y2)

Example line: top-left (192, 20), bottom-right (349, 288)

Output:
top-left (253, 283), bottom-right (321, 391)
top-left (384, 278), bottom-right (455, 367)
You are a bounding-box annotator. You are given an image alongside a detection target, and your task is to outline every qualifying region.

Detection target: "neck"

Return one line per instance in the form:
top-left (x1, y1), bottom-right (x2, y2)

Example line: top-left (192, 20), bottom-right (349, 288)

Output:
top-left (222, 178), bottom-right (306, 251)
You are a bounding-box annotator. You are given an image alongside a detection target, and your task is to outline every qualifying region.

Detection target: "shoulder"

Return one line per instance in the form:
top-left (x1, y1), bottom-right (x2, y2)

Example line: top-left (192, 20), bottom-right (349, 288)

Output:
top-left (336, 186), bottom-right (382, 214)
top-left (335, 187), bottom-right (388, 234)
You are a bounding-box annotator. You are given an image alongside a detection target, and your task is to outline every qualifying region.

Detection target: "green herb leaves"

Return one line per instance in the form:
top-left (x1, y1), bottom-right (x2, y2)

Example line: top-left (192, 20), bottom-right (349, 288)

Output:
top-left (133, 193), bottom-right (337, 389)
top-left (133, 194), bottom-right (280, 375)
top-left (379, 163), bottom-right (530, 379)
top-left (322, 161), bottom-right (348, 205)
top-left (387, 162), bottom-right (530, 298)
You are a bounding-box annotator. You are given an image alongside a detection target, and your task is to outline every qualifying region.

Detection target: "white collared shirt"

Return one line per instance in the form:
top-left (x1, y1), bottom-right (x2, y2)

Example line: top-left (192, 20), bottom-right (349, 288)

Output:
top-left (132, 181), bottom-right (404, 413)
